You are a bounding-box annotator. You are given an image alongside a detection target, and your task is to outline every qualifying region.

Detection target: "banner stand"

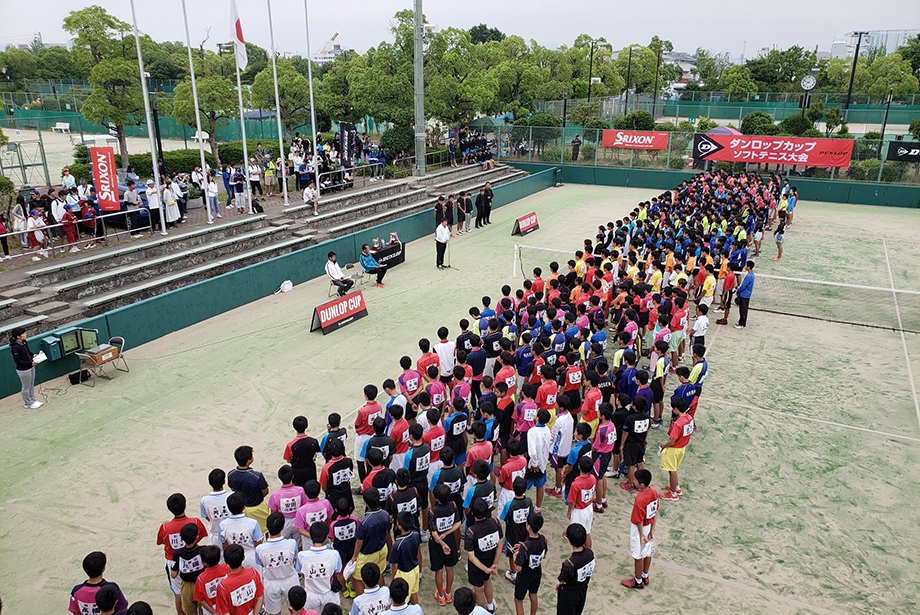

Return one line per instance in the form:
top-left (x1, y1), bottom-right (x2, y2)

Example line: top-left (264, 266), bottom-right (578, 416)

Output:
top-left (511, 212), bottom-right (539, 237)
top-left (310, 291), bottom-right (369, 334)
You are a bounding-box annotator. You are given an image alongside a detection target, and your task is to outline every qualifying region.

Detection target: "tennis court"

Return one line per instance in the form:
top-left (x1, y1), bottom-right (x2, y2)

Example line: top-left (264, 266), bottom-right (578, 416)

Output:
top-left (0, 184), bottom-right (918, 615)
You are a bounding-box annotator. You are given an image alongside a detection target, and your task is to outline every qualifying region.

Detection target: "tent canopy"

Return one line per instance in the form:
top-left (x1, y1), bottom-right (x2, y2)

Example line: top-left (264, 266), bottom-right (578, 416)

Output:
top-left (707, 126), bottom-right (742, 135)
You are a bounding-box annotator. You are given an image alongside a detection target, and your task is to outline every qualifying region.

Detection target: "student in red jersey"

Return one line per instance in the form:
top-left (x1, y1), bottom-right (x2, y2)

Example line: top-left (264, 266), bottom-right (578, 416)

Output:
top-left (494, 352), bottom-right (517, 396)
top-left (620, 469), bottom-right (658, 589)
top-left (388, 404), bottom-right (411, 471)
top-left (567, 456), bottom-right (597, 548)
top-left (354, 384), bottom-right (383, 482)
top-left (579, 372), bottom-right (602, 438)
top-left (465, 420), bottom-right (494, 489)
top-left (561, 352), bottom-right (584, 409)
top-left (398, 356), bottom-right (424, 418)
top-left (417, 339), bottom-right (440, 385)
top-left (495, 437), bottom-right (527, 512)
top-left (69, 552), bottom-right (129, 615)
top-left (283, 415), bottom-right (319, 487)
top-left (194, 546), bottom-right (230, 615)
top-left (531, 268), bottom-right (545, 295)
top-left (657, 398), bottom-right (694, 501)
top-left (215, 544), bottom-right (264, 615)
top-left (157, 493), bottom-right (209, 615)
top-left (422, 406), bottom-right (447, 486)
top-left (535, 365), bottom-right (559, 425)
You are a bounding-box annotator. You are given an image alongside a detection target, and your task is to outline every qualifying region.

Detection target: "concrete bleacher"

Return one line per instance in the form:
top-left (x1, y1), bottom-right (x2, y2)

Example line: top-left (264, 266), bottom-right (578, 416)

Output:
top-left (0, 163), bottom-right (529, 334)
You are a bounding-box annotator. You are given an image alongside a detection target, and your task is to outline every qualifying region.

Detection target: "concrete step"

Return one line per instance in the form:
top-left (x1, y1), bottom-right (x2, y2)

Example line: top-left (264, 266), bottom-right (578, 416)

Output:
top-left (0, 314), bottom-right (48, 336)
top-left (271, 218), bottom-right (296, 227)
top-left (428, 167), bottom-right (524, 196)
top-left (43, 306), bottom-right (88, 332)
top-left (286, 182), bottom-right (411, 217)
top-left (309, 189), bottom-right (429, 228)
top-left (1, 286), bottom-right (41, 300)
top-left (412, 163), bottom-right (509, 188)
top-left (25, 300), bottom-right (71, 317)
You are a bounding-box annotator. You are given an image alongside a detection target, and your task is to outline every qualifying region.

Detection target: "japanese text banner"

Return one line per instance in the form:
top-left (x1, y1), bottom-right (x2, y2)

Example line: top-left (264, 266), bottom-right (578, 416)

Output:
top-left (692, 134), bottom-right (854, 168)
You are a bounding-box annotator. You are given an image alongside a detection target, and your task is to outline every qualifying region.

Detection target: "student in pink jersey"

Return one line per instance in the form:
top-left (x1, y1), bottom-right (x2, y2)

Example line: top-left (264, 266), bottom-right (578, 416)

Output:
top-left (355, 384), bottom-right (384, 482)
top-left (513, 383), bottom-right (540, 440)
top-left (294, 480), bottom-right (334, 544)
top-left (267, 465), bottom-right (308, 549)
top-left (591, 404), bottom-right (616, 513)
top-left (451, 365), bottom-right (472, 407)
top-left (425, 365), bottom-right (448, 411)
top-left (398, 356), bottom-right (424, 418)
top-left (69, 551), bottom-right (129, 615)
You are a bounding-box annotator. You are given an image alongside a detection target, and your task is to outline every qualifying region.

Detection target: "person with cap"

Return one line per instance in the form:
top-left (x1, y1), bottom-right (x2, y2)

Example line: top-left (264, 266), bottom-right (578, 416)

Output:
top-left (61, 167), bottom-right (76, 190)
top-left (51, 189), bottom-right (68, 240)
top-left (10, 327), bottom-right (42, 409)
top-left (571, 134), bottom-right (582, 162)
top-left (248, 158), bottom-right (263, 197)
top-left (62, 204), bottom-right (80, 252)
top-left (26, 209), bottom-right (49, 259)
top-left (77, 178), bottom-right (91, 200)
top-left (145, 179), bottom-right (164, 233)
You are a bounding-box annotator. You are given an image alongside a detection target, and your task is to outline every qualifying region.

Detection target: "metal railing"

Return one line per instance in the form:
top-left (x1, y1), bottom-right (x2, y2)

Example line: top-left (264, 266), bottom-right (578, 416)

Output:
top-left (496, 125), bottom-right (920, 186)
top-left (1, 208), bottom-right (153, 263)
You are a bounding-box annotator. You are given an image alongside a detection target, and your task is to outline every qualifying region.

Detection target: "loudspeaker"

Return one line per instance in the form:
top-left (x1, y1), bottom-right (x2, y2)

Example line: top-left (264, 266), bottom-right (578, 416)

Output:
top-left (68, 370), bottom-right (90, 384)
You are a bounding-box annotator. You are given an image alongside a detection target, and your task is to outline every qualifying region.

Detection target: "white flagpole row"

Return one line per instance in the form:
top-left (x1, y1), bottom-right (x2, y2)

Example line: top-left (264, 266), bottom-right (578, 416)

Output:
top-left (266, 0), bottom-right (289, 206)
top-left (180, 0), bottom-right (213, 224)
top-left (129, 0), bottom-right (168, 236)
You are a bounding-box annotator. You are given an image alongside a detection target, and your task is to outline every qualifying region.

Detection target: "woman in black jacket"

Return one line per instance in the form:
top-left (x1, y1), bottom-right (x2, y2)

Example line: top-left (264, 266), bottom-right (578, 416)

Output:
top-left (10, 327), bottom-right (41, 409)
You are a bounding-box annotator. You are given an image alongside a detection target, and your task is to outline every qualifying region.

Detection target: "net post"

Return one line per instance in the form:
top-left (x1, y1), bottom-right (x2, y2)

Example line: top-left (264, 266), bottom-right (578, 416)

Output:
top-left (512, 244), bottom-right (519, 279)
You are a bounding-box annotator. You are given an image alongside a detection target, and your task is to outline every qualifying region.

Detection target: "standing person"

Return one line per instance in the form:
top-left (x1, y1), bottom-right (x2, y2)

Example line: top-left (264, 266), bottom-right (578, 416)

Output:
top-left (510, 511), bottom-right (546, 615)
top-left (248, 159), bottom-right (263, 197)
top-left (620, 469), bottom-right (659, 589)
top-left (255, 513), bottom-right (299, 615)
top-left (215, 545), bottom-right (265, 615)
top-left (264, 158), bottom-right (277, 197)
top-left (359, 244), bottom-right (387, 287)
top-left (658, 398), bottom-right (694, 501)
top-left (191, 165), bottom-right (207, 208)
top-left (785, 187), bottom-right (797, 225)
top-left (326, 252), bottom-right (354, 298)
top-left (207, 171), bottom-right (222, 221)
top-left (735, 261), bottom-right (755, 330)
top-left (555, 524), bottom-right (595, 615)
top-left (456, 192), bottom-right (468, 235)
top-left (156, 494), bottom-right (209, 615)
top-left (304, 181), bottom-right (318, 216)
top-left (221, 165), bottom-right (233, 208)
top-left (298, 521), bottom-right (344, 610)
top-left (170, 523), bottom-right (206, 615)
top-left (566, 457), bottom-right (597, 548)
top-left (10, 327), bottom-right (42, 409)
top-left (144, 180), bottom-right (163, 233)
top-left (571, 134), bottom-right (582, 163)
top-left (26, 209), bottom-right (49, 258)
top-left (284, 415), bottom-right (320, 487)
top-left (62, 166), bottom-right (77, 190)
top-left (436, 219), bottom-right (450, 270)
top-left (228, 446), bottom-right (271, 534)
top-left (162, 179), bottom-right (180, 229)
top-left (475, 188), bottom-right (487, 229)
top-left (232, 164), bottom-right (247, 214)
top-left (266, 466), bottom-right (306, 547)
top-left (772, 217), bottom-right (786, 262)
top-left (464, 499), bottom-right (502, 611)
top-left (68, 552), bottom-right (129, 615)
top-left (350, 490), bottom-right (392, 596)
top-left (483, 182), bottom-right (494, 225)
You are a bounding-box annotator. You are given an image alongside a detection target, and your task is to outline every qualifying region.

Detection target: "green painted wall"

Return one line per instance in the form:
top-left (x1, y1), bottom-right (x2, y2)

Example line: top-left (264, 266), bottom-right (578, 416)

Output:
top-left (0, 169), bottom-right (555, 400)
top-left (509, 163), bottom-right (920, 209)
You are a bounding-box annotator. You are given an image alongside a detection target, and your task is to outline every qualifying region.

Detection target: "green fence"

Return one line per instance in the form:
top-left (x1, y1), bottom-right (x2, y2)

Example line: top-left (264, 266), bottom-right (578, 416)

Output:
top-left (508, 162), bottom-right (920, 208)
top-left (0, 168), bottom-right (555, 400)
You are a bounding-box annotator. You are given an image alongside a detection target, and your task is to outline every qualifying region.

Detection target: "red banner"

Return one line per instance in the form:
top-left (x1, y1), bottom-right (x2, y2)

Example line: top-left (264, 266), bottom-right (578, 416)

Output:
top-left (310, 291), bottom-right (369, 334)
top-left (512, 212), bottom-right (539, 237)
top-left (601, 130), bottom-right (669, 150)
top-left (692, 134), bottom-right (854, 168)
top-left (89, 146), bottom-right (121, 211)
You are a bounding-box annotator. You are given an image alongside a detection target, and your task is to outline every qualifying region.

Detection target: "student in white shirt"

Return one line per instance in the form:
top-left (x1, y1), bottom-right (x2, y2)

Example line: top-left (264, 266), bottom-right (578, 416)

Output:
top-left (218, 493), bottom-right (264, 572)
top-left (326, 251), bottom-right (354, 297)
top-left (350, 563), bottom-right (390, 615)
top-left (200, 469), bottom-right (232, 557)
top-left (690, 303), bottom-right (709, 348)
top-left (256, 513), bottom-right (299, 615)
top-left (303, 180), bottom-right (319, 216)
top-left (145, 179), bottom-right (163, 232)
top-left (297, 522), bottom-right (343, 612)
top-left (207, 171), bottom-right (221, 221)
top-left (435, 219), bottom-right (450, 270)
top-left (433, 327), bottom-right (456, 383)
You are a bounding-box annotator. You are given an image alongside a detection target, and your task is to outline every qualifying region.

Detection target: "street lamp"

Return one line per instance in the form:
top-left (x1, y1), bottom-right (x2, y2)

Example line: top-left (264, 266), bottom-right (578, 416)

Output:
top-left (562, 88), bottom-right (569, 128)
top-left (844, 31), bottom-right (869, 113)
top-left (586, 37), bottom-right (605, 103)
top-left (623, 44), bottom-right (641, 115)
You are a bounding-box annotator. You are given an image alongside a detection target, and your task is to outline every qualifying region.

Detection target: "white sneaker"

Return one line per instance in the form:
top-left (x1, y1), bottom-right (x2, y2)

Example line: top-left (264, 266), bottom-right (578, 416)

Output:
top-left (226, 204), bottom-right (233, 209)
top-left (207, 220), bottom-right (214, 224)
top-left (420, 531), bottom-right (429, 543)
top-left (29, 400), bottom-right (44, 409)
top-left (216, 213), bottom-right (223, 218)
top-left (70, 247), bottom-right (81, 253)
top-left (32, 256), bottom-right (41, 261)
top-left (504, 570), bottom-right (517, 583)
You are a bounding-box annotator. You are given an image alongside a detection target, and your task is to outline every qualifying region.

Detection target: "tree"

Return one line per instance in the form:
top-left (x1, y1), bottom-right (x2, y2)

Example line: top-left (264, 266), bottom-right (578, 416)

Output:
top-left (896, 35), bottom-right (920, 76)
top-left (317, 54), bottom-right (364, 125)
top-left (865, 52), bottom-right (919, 97)
top-left (581, 118), bottom-right (609, 143)
top-left (379, 125), bottom-right (414, 158)
top-left (526, 111), bottom-right (562, 153)
top-left (469, 24), bottom-right (506, 45)
top-left (616, 43), bottom-right (680, 95)
top-left (740, 111), bottom-right (775, 135)
top-left (488, 36), bottom-right (546, 119)
top-left (613, 110), bottom-right (654, 131)
top-left (569, 101), bottom-right (602, 128)
top-left (242, 43), bottom-right (269, 83)
top-left (720, 65), bottom-right (757, 95)
top-left (0, 48), bottom-right (38, 83)
top-left (172, 75), bottom-right (237, 163)
top-left (63, 5), bottom-right (131, 70)
top-left (691, 48), bottom-right (731, 89)
top-left (32, 46), bottom-right (86, 80)
top-left (823, 106), bottom-right (844, 137)
top-left (909, 117), bottom-right (920, 141)
top-left (744, 46), bottom-right (817, 91)
top-left (251, 59), bottom-right (312, 141)
top-left (81, 58), bottom-right (145, 167)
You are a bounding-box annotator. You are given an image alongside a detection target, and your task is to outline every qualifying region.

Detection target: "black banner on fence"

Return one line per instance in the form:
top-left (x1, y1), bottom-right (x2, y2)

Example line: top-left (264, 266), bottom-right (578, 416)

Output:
top-left (886, 142), bottom-right (920, 163)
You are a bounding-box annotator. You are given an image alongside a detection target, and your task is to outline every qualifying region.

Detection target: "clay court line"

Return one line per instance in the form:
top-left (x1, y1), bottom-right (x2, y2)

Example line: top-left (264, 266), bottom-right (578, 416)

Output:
top-left (881, 237), bottom-right (920, 432)
top-left (709, 397), bottom-right (920, 444)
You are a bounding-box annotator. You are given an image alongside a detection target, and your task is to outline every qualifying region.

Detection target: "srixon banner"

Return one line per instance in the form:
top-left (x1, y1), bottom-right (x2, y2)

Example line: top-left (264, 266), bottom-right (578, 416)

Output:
top-left (693, 134), bottom-right (854, 167)
top-left (886, 141), bottom-right (920, 163)
top-left (89, 146), bottom-right (121, 211)
top-left (601, 130), bottom-right (669, 150)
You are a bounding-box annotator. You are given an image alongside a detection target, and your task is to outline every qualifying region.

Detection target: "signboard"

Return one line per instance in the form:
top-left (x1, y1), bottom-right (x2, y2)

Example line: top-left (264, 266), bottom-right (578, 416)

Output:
top-left (511, 212), bottom-right (539, 237)
top-left (372, 242), bottom-right (405, 267)
top-left (692, 134), bottom-right (854, 168)
top-left (601, 130), bottom-right (669, 150)
top-left (886, 141), bottom-right (920, 163)
top-left (89, 146), bottom-right (121, 211)
top-left (310, 291), bottom-right (369, 334)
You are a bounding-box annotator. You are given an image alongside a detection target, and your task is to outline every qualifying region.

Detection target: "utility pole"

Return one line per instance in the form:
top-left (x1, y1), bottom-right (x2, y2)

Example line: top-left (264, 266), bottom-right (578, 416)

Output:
top-left (652, 46), bottom-right (661, 119)
top-left (624, 47), bottom-right (634, 115)
top-left (562, 88), bottom-right (569, 128)
top-left (588, 41), bottom-right (596, 103)
top-left (844, 31), bottom-right (868, 115)
top-left (412, 0), bottom-right (426, 176)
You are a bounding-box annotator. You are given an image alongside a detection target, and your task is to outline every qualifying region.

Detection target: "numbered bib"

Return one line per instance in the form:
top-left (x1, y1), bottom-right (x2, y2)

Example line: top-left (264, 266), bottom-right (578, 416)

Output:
top-left (523, 407), bottom-right (537, 422)
top-left (546, 393), bottom-right (557, 406)
top-left (645, 499), bottom-right (658, 519)
top-left (606, 429), bottom-right (617, 445)
top-left (529, 549), bottom-right (546, 569)
top-left (280, 496), bottom-right (301, 514)
top-left (505, 376), bottom-right (516, 388)
top-left (168, 532), bottom-right (185, 550)
top-left (634, 419), bottom-right (650, 434)
top-left (333, 468), bottom-right (353, 486)
top-left (682, 420), bottom-right (695, 437)
top-left (452, 420), bottom-right (468, 436)
top-left (433, 393), bottom-right (445, 406)
top-left (304, 560), bottom-right (331, 580)
top-left (580, 486), bottom-right (596, 504)
top-left (568, 371), bottom-right (582, 385)
top-left (178, 554), bottom-right (204, 574)
top-left (430, 435), bottom-right (445, 452)
top-left (477, 531), bottom-right (500, 552)
top-left (576, 559), bottom-right (596, 582)
top-left (397, 499), bottom-right (418, 513)
top-left (415, 452), bottom-right (430, 471)
top-left (333, 522), bottom-right (356, 541)
top-left (207, 502), bottom-right (230, 522)
top-left (492, 341), bottom-right (501, 352)
top-left (205, 576), bottom-right (224, 599)
top-left (446, 479), bottom-right (462, 494)
top-left (405, 377), bottom-right (419, 392)
top-left (436, 515), bottom-right (454, 533)
top-left (512, 507), bottom-right (529, 524)
top-left (229, 580), bottom-right (257, 607)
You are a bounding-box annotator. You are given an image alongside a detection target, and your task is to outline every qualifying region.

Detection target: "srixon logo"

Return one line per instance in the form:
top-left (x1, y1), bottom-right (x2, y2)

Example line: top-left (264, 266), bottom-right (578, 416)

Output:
top-left (613, 131), bottom-right (654, 146)
top-left (93, 150), bottom-right (116, 202)
top-left (89, 146), bottom-right (121, 210)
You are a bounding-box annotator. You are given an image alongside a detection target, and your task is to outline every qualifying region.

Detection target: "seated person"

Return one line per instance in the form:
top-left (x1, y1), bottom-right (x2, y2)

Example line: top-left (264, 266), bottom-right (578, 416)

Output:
top-left (326, 251), bottom-right (354, 297)
top-left (359, 243), bottom-right (387, 288)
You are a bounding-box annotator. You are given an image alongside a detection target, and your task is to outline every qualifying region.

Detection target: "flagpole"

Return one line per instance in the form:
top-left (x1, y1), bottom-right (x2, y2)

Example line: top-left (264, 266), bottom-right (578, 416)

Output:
top-left (180, 0), bottom-right (213, 224)
top-left (266, 0), bottom-right (289, 206)
top-left (231, 6), bottom-right (253, 215)
top-left (129, 0), bottom-right (168, 236)
top-left (302, 0), bottom-right (321, 201)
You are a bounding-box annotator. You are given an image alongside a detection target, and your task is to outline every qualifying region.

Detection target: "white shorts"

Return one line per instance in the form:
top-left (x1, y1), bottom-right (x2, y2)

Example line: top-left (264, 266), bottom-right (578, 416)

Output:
top-left (496, 487), bottom-right (515, 514)
top-left (570, 506), bottom-right (594, 535)
top-left (390, 452), bottom-right (406, 472)
top-left (427, 459), bottom-right (444, 486)
top-left (304, 589), bottom-right (340, 613)
top-left (700, 295), bottom-right (713, 308)
top-left (629, 523), bottom-right (655, 560)
top-left (715, 278), bottom-right (724, 296)
top-left (355, 434), bottom-right (371, 462)
top-left (484, 357), bottom-right (497, 380)
top-left (165, 558), bottom-right (181, 595)
top-left (281, 515), bottom-right (300, 549)
top-left (263, 574), bottom-right (300, 614)
top-left (242, 548), bottom-right (262, 573)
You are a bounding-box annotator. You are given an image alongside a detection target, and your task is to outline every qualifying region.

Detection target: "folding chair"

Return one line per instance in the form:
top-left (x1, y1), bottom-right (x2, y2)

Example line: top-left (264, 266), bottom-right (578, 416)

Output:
top-left (345, 263), bottom-right (368, 289)
top-left (107, 336), bottom-right (130, 373)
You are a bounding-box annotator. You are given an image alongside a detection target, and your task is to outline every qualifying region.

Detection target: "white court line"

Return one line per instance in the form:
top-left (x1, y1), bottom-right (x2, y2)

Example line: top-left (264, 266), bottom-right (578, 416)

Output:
top-left (709, 397), bottom-right (920, 444)
top-left (881, 237), bottom-right (920, 432)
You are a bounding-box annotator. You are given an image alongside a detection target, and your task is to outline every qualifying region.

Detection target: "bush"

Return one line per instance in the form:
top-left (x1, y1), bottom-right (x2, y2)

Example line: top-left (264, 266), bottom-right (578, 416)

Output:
top-left (778, 113), bottom-right (811, 136)
top-left (578, 143), bottom-right (596, 163)
top-left (668, 156), bottom-right (687, 170)
top-left (613, 111), bottom-right (654, 131)
top-left (801, 128), bottom-right (824, 138)
top-left (740, 111), bottom-right (774, 136)
top-left (66, 149), bottom-right (219, 183)
top-left (379, 125), bottom-right (415, 159)
top-left (581, 119), bottom-right (609, 143)
top-left (539, 146), bottom-right (570, 163)
top-left (218, 141), bottom-right (280, 165)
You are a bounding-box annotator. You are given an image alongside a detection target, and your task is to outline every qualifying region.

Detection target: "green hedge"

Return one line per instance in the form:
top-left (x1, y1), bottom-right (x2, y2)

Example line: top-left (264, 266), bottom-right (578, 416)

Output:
top-left (66, 149), bottom-right (219, 184)
top-left (217, 141), bottom-right (281, 166)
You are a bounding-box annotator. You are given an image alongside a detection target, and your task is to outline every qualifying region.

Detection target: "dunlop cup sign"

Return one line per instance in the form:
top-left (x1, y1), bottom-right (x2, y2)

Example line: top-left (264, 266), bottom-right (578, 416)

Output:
top-left (310, 290), bottom-right (369, 334)
top-left (601, 130), bottom-right (669, 150)
top-left (89, 146), bottom-right (121, 211)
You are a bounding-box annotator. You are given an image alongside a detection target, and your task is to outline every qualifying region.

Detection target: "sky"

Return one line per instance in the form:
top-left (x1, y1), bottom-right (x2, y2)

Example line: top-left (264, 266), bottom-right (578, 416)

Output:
top-left (1, 0), bottom-right (917, 62)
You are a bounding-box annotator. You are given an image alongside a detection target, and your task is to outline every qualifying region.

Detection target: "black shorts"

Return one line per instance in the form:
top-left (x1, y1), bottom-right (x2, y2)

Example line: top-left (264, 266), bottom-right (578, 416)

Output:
top-left (556, 585), bottom-right (588, 615)
top-left (650, 379), bottom-right (664, 403)
top-left (514, 570), bottom-right (542, 600)
top-left (638, 311), bottom-right (650, 328)
top-left (440, 374), bottom-right (453, 385)
top-left (612, 431), bottom-right (623, 455)
top-left (468, 561), bottom-right (492, 587)
top-left (411, 481), bottom-right (429, 510)
top-left (428, 534), bottom-right (459, 571)
top-left (592, 451), bottom-right (611, 478)
top-left (623, 441), bottom-right (646, 467)
top-left (563, 390), bottom-right (581, 409)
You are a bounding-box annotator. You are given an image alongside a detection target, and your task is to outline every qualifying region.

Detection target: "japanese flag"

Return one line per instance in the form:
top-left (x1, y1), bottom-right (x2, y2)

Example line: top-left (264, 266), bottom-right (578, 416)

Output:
top-left (230, 0), bottom-right (248, 70)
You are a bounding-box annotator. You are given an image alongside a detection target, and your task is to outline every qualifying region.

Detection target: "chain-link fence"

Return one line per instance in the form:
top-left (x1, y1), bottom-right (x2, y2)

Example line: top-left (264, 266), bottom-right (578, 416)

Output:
top-left (495, 125), bottom-right (920, 185)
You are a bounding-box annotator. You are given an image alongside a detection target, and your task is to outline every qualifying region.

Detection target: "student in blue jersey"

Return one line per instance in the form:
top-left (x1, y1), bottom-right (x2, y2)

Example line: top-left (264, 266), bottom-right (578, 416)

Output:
top-left (735, 260), bottom-right (755, 329)
top-left (389, 512), bottom-right (422, 604)
top-left (616, 351), bottom-right (639, 401)
top-left (444, 399), bottom-right (470, 465)
top-left (687, 345), bottom-right (708, 418)
top-left (650, 340), bottom-right (670, 428)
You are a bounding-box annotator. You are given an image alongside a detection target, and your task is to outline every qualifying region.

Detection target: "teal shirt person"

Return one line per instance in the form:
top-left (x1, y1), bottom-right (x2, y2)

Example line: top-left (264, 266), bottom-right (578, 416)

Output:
top-left (360, 251), bottom-right (380, 272)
